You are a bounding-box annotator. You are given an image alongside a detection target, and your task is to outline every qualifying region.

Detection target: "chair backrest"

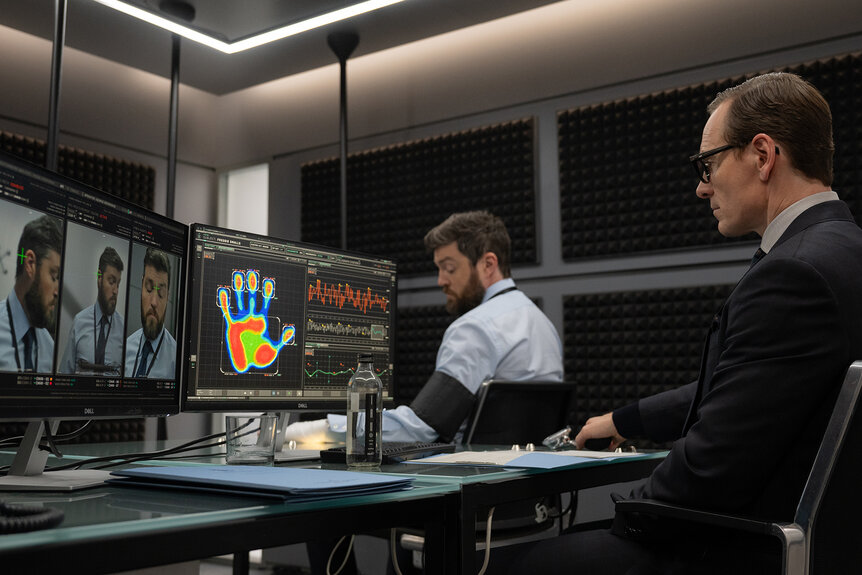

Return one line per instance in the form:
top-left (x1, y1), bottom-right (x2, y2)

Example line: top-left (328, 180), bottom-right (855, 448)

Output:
top-left (795, 360), bottom-right (862, 573)
top-left (464, 380), bottom-right (576, 445)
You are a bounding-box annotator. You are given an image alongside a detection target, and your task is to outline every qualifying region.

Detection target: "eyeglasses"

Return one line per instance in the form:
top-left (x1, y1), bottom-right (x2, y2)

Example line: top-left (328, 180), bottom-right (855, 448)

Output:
top-left (689, 144), bottom-right (736, 184)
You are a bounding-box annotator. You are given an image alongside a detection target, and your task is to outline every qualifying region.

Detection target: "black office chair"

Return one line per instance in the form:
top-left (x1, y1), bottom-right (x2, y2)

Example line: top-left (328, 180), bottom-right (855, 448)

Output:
top-left (464, 379), bottom-right (578, 446)
top-left (614, 359), bottom-right (862, 575)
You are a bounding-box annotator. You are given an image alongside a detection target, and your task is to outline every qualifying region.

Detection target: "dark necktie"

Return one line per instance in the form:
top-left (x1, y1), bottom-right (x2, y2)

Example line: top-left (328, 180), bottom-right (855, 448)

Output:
top-left (135, 340), bottom-right (153, 377)
top-left (750, 247), bottom-right (766, 267)
top-left (23, 327), bottom-right (35, 371)
top-left (95, 316), bottom-right (108, 365)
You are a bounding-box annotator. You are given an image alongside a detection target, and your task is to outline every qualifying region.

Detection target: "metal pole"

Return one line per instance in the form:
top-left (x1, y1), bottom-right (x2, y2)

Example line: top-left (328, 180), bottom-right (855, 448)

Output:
top-left (337, 57), bottom-right (348, 249)
top-left (327, 32), bottom-right (359, 250)
top-left (166, 34), bottom-right (180, 219)
top-left (46, 0), bottom-right (68, 172)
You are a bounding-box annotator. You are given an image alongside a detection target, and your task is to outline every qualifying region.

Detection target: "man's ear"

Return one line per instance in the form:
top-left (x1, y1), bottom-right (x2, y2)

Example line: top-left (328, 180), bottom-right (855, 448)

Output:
top-left (751, 133), bottom-right (778, 182)
top-left (478, 251), bottom-right (498, 278)
top-left (484, 251), bottom-right (498, 268)
top-left (23, 249), bottom-right (37, 280)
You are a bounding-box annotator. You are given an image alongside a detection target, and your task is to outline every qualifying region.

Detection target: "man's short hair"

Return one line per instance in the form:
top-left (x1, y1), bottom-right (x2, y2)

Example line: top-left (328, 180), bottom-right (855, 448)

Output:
top-left (709, 72), bottom-right (834, 186)
top-left (424, 211), bottom-right (512, 277)
top-left (15, 215), bottom-right (62, 278)
top-left (143, 247), bottom-right (170, 286)
top-left (98, 246), bottom-right (124, 274)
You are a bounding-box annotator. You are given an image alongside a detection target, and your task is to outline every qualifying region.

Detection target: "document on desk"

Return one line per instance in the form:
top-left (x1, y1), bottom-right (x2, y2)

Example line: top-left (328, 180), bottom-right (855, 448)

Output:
top-left (405, 450), bottom-right (647, 469)
top-left (109, 465), bottom-right (414, 501)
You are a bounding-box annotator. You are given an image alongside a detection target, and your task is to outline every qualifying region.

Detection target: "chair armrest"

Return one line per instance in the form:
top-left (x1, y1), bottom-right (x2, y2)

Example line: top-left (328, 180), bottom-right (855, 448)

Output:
top-left (614, 498), bottom-right (773, 535)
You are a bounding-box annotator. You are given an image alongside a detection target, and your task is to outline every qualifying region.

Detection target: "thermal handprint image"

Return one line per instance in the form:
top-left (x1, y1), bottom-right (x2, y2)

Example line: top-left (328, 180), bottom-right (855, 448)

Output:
top-left (217, 269), bottom-right (296, 374)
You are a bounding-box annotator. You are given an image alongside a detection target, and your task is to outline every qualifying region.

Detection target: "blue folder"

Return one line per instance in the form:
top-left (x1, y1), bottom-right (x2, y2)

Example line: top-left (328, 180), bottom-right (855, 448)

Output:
top-left (109, 465), bottom-right (414, 501)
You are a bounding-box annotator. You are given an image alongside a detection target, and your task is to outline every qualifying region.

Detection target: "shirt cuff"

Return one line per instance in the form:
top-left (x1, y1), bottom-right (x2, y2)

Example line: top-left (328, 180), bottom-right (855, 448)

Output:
top-left (612, 401), bottom-right (644, 439)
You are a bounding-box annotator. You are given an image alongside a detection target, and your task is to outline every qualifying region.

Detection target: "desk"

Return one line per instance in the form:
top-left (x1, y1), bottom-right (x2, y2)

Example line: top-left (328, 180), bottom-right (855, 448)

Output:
top-left (0, 444), bottom-right (664, 574)
top-left (0, 443), bottom-right (461, 575)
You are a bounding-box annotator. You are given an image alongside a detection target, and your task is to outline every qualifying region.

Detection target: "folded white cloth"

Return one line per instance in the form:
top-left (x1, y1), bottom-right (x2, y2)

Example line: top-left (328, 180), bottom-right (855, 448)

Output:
top-left (282, 418), bottom-right (342, 443)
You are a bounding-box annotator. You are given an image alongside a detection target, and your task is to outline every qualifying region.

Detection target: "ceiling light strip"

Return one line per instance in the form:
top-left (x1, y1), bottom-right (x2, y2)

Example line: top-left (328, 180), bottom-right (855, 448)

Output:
top-left (90, 0), bottom-right (409, 54)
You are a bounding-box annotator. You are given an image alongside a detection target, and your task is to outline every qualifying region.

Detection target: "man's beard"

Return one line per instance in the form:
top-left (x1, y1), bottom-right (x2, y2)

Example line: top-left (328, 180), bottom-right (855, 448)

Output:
top-left (446, 270), bottom-right (485, 316)
top-left (98, 286), bottom-right (117, 316)
top-left (24, 270), bottom-right (55, 331)
top-left (141, 304), bottom-right (165, 341)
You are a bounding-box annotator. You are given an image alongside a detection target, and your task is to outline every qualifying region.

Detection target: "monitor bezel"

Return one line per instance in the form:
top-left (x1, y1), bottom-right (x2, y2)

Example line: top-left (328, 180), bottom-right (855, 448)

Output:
top-left (182, 223), bottom-right (397, 414)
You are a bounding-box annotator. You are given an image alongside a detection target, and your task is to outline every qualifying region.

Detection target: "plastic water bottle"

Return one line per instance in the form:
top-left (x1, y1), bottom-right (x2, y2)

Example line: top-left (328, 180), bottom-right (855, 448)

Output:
top-left (346, 352), bottom-right (383, 468)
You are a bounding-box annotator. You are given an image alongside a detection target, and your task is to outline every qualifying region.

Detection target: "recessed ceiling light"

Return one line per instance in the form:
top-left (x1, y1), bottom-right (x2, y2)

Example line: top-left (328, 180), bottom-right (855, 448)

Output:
top-left (90, 0), bottom-right (410, 54)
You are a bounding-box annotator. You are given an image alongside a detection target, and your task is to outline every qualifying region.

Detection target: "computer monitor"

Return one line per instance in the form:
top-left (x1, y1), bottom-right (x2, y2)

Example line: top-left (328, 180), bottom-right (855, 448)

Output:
top-left (183, 224), bottom-right (396, 414)
top-left (0, 151), bottom-right (187, 490)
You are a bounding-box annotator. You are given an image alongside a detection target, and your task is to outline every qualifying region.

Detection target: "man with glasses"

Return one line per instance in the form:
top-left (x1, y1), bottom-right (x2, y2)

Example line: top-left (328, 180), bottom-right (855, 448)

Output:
top-left (486, 73), bottom-right (862, 573)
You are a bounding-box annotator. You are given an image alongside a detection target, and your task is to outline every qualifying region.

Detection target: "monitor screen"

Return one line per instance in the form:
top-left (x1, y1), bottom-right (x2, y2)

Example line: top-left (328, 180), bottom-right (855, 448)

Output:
top-left (183, 224), bottom-right (396, 412)
top-left (0, 151), bottom-right (187, 421)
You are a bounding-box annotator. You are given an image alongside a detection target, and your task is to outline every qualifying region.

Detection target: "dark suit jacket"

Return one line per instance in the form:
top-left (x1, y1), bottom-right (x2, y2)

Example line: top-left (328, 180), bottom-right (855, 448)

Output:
top-left (615, 200), bottom-right (862, 521)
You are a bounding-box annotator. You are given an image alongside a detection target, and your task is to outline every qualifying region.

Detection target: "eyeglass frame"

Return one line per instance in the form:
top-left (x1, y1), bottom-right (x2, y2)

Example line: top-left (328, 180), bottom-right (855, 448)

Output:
top-left (688, 144), bottom-right (737, 184)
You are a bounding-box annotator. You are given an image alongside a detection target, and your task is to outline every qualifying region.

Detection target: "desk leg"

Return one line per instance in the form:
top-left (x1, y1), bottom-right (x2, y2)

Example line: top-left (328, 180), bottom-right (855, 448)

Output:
top-left (233, 551), bottom-right (249, 575)
top-left (423, 491), bottom-right (461, 575)
top-left (459, 487), bottom-right (478, 575)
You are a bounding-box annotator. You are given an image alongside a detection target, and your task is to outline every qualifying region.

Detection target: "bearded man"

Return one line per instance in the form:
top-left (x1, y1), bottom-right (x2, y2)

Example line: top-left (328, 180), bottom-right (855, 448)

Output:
top-left (285, 210), bottom-right (563, 444)
top-left (125, 247), bottom-right (176, 379)
top-left (0, 215), bottom-right (63, 373)
top-left (60, 246), bottom-right (125, 375)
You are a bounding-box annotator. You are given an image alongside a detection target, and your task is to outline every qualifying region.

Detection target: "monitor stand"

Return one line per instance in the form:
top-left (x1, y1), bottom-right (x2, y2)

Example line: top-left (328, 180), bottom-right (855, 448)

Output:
top-left (268, 411), bottom-right (321, 462)
top-left (270, 411), bottom-right (292, 450)
top-left (0, 420), bottom-right (110, 491)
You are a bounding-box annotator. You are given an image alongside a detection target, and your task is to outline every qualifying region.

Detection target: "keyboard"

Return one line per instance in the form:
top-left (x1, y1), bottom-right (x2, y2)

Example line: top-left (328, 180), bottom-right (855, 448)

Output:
top-left (319, 441), bottom-right (455, 464)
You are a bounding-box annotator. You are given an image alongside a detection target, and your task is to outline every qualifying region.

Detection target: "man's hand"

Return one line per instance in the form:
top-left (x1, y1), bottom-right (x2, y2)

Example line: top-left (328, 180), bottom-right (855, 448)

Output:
top-left (574, 412), bottom-right (626, 450)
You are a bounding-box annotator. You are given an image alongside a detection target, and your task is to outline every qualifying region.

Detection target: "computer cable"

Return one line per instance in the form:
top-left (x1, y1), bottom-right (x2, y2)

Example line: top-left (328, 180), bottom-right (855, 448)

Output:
top-left (0, 500), bottom-right (64, 534)
top-left (389, 528), bottom-right (403, 575)
top-left (0, 420), bottom-right (95, 475)
top-left (40, 419), bottom-right (65, 458)
top-left (40, 429), bottom-right (233, 473)
top-left (546, 490), bottom-right (578, 532)
top-left (477, 506), bottom-right (495, 575)
top-left (326, 534), bottom-right (355, 575)
top-left (0, 420), bottom-right (92, 451)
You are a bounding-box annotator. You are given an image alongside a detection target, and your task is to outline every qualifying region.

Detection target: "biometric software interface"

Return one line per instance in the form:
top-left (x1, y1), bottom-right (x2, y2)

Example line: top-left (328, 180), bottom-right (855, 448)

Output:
top-left (184, 224), bottom-right (396, 412)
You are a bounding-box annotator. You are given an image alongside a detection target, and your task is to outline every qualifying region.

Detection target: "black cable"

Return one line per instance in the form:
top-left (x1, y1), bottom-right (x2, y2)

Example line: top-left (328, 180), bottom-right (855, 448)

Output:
top-left (547, 491), bottom-right (575, 520)
top-left (0, 420), bottom-right (93, 456)
top-left (567, 490), bottom-right (579, 530)
top-left (43, 420), bottom-right (94, 443)
top-left (87, 438), bottom-right (231, 470)
top-left (41, 419), bottom-right (64, 458)
top-left (0, 501), bottom-right (64, 534)
top-left (44, 429), bottom-right (231, 472)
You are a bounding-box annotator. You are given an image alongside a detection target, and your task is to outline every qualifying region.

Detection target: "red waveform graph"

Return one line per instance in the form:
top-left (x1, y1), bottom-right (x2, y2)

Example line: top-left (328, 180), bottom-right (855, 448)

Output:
top-left (308, 279), bottom-right (389, 314)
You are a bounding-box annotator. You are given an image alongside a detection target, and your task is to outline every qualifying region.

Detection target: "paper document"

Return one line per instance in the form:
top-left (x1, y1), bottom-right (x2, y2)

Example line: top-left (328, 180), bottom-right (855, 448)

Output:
top-left (406, 449), bottom-right (646, 469)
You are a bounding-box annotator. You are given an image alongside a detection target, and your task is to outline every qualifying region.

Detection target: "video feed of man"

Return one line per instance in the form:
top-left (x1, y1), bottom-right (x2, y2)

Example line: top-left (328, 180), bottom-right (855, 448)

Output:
top-left (56, 222), bottom-right (129, 377)
top-left (0, 199), bottom-right (63, 374)
top-left (124, 244), bottom-right (181, 380)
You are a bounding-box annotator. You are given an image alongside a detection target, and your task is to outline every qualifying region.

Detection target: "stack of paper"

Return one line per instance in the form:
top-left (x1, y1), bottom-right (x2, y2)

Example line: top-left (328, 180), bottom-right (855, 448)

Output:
top-left (109, 465), bottom-right (414, 501)
top-left (406, 449), bottom-right (647, 469)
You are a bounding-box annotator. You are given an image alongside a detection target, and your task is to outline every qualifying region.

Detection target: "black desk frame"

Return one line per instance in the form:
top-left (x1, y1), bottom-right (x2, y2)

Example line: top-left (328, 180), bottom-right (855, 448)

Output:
top-left (456, 457), bottom-right (663, 573)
